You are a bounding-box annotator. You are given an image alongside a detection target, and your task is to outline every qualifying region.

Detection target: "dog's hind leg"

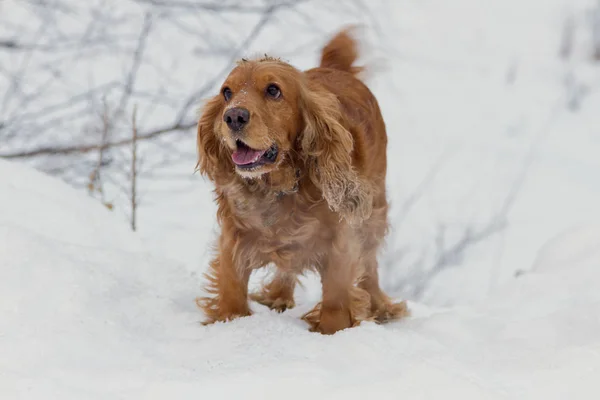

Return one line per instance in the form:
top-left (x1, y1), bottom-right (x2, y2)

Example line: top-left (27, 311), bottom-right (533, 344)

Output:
top-left (358, 254), bottom-right (409, 323)
top-left (357, 197), bottom-right (409, 323)
top-left (250, 268), bottom-right (297, 313)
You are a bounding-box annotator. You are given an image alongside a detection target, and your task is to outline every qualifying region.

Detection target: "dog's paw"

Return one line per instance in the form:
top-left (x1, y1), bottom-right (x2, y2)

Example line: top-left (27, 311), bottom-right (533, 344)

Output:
top-left (371, 300), bottom-right (410, 324)
top-left (196, 296), bottom-right (251, 325)
top-left (301, 302), bottom-right (322, 331)
top-left (301, 303), bottom-right (359, 335)
top-left (250, 291), bottom-right (295, 313)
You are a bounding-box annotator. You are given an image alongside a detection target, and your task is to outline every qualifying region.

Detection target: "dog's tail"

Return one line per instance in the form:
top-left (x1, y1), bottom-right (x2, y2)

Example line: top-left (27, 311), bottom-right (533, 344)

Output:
top-left (319, 26), bottom-right (364, 76)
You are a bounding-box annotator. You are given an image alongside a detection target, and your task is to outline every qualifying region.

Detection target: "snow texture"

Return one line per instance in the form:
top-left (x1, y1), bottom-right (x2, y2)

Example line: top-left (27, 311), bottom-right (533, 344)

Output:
top-left (1, 161), bottom-right (599, 399)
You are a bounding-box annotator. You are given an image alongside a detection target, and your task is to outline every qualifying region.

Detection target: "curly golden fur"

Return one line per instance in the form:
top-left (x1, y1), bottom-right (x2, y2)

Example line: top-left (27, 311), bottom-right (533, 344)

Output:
top-left (195, 27), bottom-right (408, 334)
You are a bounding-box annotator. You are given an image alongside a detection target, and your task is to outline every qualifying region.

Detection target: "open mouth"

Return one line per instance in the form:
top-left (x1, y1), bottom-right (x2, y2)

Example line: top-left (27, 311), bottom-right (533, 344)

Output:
top-left (231, 139), bottom-right (278, 169)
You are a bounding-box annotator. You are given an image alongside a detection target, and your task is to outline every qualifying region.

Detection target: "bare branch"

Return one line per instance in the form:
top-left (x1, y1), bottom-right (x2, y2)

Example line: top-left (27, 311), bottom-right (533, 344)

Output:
top-left (87, 98), bottom-right (112, 201)
top-left (115, 12), bottom-right (153, 117)
top-left (593, 1), bottom-right (600, 60)
top-left (394, 148), bottom-right (455, 227)
top-left (132, 0), bottom-right (308, 13)
top-left (0, 39), bottom-right (19, 49)
top-left (1, 82), bottom-right (120, 126)
top-left (413, 222), bottom-right (504, 298)
top-left (1, 0), bottom-right (308, 161)
top-left (0, 120), bottom-right (196, 159)
top-left (20, 0), bottom-right (75, 14)
top-left (173, 0), bottom-right (307, 125)
top-left (130, 106), bottom-right (139, 231)
top-left (559, 13), bottom-right (575, 59)
top-left (497, 98), bottom-right (564, 218)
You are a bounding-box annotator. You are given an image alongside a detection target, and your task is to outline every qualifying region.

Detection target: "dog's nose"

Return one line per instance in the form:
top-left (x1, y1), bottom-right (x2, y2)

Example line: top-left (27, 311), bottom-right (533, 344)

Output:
top-left (223, 107), bottom-right (250, 131)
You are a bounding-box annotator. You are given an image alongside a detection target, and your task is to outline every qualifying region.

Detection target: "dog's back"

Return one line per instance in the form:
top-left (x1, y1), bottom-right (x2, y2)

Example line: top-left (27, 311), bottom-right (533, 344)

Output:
top-left (306, 28), bottom-right (387, 183)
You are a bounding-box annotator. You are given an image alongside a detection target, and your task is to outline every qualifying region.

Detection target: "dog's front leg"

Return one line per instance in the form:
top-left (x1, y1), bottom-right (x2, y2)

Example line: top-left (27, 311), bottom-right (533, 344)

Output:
top-left (196, 234), bottom-right (252, 325)
top-left (302, 233), bottom-right (370, 334)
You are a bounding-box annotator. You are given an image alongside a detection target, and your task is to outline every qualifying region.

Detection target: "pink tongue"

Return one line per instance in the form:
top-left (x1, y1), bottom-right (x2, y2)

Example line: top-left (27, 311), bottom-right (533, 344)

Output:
top-left (232, 146), bottom-right (265, 165)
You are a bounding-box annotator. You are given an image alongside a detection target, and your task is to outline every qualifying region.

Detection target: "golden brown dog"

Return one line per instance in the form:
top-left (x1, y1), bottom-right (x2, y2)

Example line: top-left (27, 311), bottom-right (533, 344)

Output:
top-left (195, 27), bottom-right (408, 334)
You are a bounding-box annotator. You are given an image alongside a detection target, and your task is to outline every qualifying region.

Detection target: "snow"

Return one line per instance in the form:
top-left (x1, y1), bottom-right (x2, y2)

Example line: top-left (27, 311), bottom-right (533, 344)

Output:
top-left (2, 0), bottom-right (600, 397)
top-left (1, 161), bottom-right (599, 399)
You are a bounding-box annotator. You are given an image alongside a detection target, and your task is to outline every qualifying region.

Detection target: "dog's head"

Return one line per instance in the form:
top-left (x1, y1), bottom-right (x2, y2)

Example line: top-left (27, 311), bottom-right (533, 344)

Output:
top-left (197, 55), bottom-right (372, 223)
top-left (197, 58), bottom-right (303, 181)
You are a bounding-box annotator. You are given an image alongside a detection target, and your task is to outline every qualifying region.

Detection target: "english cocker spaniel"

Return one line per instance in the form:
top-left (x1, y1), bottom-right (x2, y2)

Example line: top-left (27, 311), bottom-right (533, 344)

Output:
top-left (195, 27), bottom-right (408, 334)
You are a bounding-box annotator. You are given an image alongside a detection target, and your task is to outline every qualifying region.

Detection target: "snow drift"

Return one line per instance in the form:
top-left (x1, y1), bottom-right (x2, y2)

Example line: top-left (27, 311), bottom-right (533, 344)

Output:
top-left (1, 159), bottom-right (599, 399)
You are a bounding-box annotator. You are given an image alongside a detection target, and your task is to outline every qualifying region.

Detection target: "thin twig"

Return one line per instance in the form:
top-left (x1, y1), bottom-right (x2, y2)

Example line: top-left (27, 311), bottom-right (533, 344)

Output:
top-left (173, 1), bottom-right (300, 125)
top-left (0, 0), bottom-right (303, 160)
top-left (131, 105), bottom-right (138, 231)
top-left (88, 98), bottom-right (111, 201)
top-left (115, 12), bottom-right (153, 118)
top-left (0, 120), bottom-right (196, 158)
top-left (559, 12), bottom-right (574, 60)
top-left (133, 0), bottom-right (307, 13)
top-left (594, 1), bottom-right (600, 61)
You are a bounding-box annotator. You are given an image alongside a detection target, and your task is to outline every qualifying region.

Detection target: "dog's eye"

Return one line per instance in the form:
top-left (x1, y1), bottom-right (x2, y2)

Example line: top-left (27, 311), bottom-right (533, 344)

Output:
top-left (222, 87), bottom-right (232, 101)
top-left (265, 84), bottom-right (281, 99)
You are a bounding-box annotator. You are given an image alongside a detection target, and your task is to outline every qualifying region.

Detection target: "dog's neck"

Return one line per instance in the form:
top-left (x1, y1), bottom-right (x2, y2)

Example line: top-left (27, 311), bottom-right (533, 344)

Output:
top-left (252, 152), bottom-right (303, 197)
top-left (233, 168), bottom-right (301, 197)
top-left (232, 148), bottom-right (304, 198)
top-left (254, 167), bottom-right (301, 198)
top-left (275, 169), bottom-right (301, 197)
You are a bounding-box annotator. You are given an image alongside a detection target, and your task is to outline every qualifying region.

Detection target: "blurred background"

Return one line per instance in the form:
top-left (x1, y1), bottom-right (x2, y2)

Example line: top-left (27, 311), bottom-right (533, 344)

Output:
top-left (1, 0), bottom-right (599, 306)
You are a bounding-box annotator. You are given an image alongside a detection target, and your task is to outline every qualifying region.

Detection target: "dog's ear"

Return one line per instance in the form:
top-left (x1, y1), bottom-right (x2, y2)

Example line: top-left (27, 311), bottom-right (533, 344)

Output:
top-left (299, 81), bottom-right (373, 224)
top-left (196, 96), bottom-right (230, 182)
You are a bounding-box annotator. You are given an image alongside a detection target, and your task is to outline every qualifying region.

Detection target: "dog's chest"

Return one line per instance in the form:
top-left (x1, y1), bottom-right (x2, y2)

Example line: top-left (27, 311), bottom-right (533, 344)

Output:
top-left (230, 191), bottom-right (283, 225)
top-left (229, 189), bottom-right (328, 263)
top-left (232, 192), bottom-right (309, 231)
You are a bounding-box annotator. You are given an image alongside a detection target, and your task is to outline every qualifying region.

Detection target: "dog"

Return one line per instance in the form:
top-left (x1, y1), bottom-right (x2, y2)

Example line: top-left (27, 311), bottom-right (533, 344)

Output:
top-left (195, 27), bottom-right (408, 334)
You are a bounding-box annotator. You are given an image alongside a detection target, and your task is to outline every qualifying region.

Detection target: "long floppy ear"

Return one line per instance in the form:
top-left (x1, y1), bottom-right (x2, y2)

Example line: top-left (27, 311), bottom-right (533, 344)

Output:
top-left (299, 81), bottom-right (373, 224)
top-left (196, 96), bottom-right (230, 183)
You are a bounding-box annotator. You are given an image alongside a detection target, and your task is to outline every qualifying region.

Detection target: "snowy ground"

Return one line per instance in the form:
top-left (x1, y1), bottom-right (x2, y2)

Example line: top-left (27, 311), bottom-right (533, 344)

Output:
top-left (2, 161), bottom-right (599, 399)
top-left (2, 0), bottom-right (600, 398)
